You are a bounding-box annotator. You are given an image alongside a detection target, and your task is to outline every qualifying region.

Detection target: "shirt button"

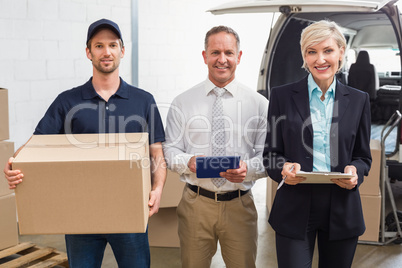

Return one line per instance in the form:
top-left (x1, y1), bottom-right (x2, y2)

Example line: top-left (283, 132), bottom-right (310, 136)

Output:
top-left (106, 106), bottom-right (109, 110)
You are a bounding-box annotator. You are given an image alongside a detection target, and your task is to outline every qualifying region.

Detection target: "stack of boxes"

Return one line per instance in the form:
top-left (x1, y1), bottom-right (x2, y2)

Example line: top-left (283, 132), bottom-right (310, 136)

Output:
top-left (148, 170), bottom-right (185, 247)
top-left (266, 139), bottom-right (382, 242)
top-left (0, 88), bottom-right (19, 250)
top-left (359, 139), bottom-right (382, 242)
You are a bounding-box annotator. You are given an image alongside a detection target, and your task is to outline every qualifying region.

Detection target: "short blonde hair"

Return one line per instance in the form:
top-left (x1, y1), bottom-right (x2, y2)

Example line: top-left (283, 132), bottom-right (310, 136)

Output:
top-left (300, 20), bottom-right (346, 72)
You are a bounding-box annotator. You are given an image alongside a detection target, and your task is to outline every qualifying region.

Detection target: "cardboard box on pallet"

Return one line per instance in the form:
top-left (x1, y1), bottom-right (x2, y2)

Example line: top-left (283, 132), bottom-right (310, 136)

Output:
top-left (0, 141), bottom-right (14, 197)
top-left (13, 133), bottom-right (151, 235)
top-left (160, 170), bottom-right (185, 208)
top-left (0, 88), bottom-right (9, 141)
top-left (360, 140), bottom-right (381, 196)
top-left (0, 194), bottom-right (19, 250)
top-left (359, 191), bottom-right (381, 242)
top-left (148, 207), bottom-right (180, 247)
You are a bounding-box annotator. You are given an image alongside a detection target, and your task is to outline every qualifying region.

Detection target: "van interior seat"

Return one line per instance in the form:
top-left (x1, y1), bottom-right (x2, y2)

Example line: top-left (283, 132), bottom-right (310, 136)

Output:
top-left (347, 50), bottom-right (379, 100)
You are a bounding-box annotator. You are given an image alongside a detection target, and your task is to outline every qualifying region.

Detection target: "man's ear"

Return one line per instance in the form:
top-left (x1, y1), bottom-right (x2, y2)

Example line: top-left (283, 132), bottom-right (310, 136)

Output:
top-left (86, 47), bottom-right (92, 61)
top-left (237, 50), bottom-right (242, 65)
top-left (121, 46), bottom-right (125, 58)
top-left (202, 50), bottom-right (207, 64)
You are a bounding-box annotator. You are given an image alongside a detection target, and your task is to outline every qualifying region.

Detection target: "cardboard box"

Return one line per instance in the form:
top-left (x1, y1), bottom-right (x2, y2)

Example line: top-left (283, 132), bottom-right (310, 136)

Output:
top-left (0, 88), bottom-right (9, 141)
top-left (160, 170), bottom-right (185, 208)
top-left (0, 141), bottom-right (14, 197)
top-left (359, 193), bottom-right (381, 242)
top-left (13, 133), bottom-right (151, 235)
top-left (148, 207), bottom-right (180, 247)
top-left (266, 177), bottom-right (277, 212)
top-left (360, 139), bottom-right (381, 196)
top-left (0, 194), bottom-right (19, 250)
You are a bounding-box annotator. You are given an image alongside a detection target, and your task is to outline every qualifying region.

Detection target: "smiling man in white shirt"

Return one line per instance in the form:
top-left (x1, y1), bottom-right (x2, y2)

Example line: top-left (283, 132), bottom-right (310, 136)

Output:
top-left (163, 25), bottom-right (268, 268)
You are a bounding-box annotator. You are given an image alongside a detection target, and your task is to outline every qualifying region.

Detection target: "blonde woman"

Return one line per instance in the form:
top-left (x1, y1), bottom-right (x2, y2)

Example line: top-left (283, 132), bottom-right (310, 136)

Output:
top-left (263, 20), bottom-right (371, 268)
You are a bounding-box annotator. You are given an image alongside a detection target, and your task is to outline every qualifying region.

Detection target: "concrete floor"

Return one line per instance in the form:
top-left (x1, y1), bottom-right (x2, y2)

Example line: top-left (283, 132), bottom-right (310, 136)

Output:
top-left (18, 179), bottom-right (402, 267)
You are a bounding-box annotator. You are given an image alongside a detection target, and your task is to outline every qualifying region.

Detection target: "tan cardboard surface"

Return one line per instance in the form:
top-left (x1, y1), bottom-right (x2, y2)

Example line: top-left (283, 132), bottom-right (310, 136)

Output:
top-left (359, 192), bottom-right (381, 242)
top-left (360, 139), bottom-right (381, 196)
top-left (160, 170), bottom-right (185, 208)
top-left (266, 177), bottom-right (277, 211)
top-left (13, 133), bottom-right (151, 235)
top-left (0, 141), bottom-right (14, 197)
top-left (0, 89), bottom-right (9, 141)
top-left (0, 194), bottom-right (19, 250)
top-left (148, 207), bottom-right (180, 247)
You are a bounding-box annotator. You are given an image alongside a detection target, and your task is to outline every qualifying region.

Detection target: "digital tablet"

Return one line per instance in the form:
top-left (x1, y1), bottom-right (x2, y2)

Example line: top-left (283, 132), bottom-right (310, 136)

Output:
top-left (196, 156), bottom-right (240, 178)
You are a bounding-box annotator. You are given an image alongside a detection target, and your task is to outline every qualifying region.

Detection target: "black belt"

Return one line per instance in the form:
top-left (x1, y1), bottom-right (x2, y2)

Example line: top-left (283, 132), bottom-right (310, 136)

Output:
top-left (186, 183), bottom-right (249, 202)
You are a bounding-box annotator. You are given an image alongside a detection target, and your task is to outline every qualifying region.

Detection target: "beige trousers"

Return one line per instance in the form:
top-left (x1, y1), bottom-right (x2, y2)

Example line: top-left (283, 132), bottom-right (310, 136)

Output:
top-left (177, 186), bottom-right (258, 268)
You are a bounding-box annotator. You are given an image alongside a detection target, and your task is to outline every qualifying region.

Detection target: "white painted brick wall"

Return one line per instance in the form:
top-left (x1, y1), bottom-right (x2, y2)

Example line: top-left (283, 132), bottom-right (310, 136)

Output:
top-left (59, 1), bottom-right (87, 21)
top-left (2, 0), bottom-right (270, 151)
top-left (29, 40), bottom-right (59, 60)
top-left (1, 0), bottom-right (132, 149)
top-left (0, 0), bottom-right (27, 19)
top-left (15, 60), bottom-right (47, 81)
top-left (27, 0), bottom-right (59, 20)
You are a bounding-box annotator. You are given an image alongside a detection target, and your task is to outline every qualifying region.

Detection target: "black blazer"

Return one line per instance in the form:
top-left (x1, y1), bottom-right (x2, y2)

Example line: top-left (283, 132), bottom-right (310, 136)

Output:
top-left (263, 76), bottom-right (372, 240)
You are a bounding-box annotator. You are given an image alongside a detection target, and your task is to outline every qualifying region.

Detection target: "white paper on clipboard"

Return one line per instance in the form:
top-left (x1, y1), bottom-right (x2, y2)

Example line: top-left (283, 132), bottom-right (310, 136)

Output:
top-left (296, 171), bottom-right (354, 184)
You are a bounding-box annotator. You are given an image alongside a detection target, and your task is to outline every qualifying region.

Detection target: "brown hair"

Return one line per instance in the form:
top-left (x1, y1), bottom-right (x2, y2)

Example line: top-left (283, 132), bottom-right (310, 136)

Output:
top-left (204, 25), bottom-right (240, 52)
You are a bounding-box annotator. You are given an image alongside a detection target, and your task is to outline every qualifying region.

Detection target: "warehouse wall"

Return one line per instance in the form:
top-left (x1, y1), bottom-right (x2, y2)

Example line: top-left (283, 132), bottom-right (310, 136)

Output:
top-left (0, 0), bottom-right (270, 150)
top-left (0, 0), bottom-right (132, 149)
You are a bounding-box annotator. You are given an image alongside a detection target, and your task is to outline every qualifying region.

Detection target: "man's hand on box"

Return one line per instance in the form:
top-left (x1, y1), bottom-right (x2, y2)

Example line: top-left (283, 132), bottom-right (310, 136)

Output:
top-left (148, 187), bottom-right (162, 217)
top-left (3, 157), bottom-right (23, 189)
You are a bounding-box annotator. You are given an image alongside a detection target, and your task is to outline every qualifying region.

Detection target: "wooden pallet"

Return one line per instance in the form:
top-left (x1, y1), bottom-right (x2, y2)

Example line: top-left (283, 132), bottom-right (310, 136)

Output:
top-left (0, 242), bottom-right (68, 268)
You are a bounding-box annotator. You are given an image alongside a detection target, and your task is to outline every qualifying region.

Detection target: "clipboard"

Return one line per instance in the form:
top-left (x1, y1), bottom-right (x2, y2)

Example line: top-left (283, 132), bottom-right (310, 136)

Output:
top-left (296, 171), bottom-right (354, 184)
top-left (196, 156), bottom-right (240, 178)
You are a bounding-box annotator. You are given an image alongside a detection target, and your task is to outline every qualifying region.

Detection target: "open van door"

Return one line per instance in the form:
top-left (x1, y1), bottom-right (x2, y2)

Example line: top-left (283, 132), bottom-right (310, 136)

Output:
top-left (209, 0), bottom-right (392, 14)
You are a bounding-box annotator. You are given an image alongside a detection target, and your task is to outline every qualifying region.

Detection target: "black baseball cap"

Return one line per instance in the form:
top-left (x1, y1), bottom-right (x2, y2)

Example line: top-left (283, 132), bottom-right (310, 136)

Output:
top-left (86, 18), bottom-right (123, 46)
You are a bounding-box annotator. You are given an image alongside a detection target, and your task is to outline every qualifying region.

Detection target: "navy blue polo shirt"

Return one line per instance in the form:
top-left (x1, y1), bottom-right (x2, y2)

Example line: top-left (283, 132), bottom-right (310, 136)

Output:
top-left (34, 78), bottom-right (165, 144)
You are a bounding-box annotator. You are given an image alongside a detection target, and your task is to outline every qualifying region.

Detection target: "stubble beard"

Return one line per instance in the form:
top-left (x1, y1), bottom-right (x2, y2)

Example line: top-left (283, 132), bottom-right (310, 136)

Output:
top-left (93, 60), bottom-right (119, 74)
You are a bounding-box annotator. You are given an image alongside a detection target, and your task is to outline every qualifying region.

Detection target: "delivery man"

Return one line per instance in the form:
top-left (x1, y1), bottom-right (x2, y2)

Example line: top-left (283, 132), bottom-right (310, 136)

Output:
top-left (3, 18), bottom-right (166, 268)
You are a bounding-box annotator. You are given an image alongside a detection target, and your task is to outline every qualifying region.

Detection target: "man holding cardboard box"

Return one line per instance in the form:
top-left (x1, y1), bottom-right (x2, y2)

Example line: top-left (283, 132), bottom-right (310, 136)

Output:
top-left (4, 19), bottom-right (166, 268)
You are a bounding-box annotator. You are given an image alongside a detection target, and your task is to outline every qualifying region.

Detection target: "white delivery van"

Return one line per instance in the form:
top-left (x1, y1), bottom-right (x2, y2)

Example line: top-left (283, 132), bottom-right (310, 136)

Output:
top-left (209, 0), bottom-right (402, 181)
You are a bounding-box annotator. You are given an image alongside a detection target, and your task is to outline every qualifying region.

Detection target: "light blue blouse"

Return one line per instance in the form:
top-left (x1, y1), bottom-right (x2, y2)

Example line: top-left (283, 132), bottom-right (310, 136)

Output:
top-left (308, 74), bottom-right (336, 172)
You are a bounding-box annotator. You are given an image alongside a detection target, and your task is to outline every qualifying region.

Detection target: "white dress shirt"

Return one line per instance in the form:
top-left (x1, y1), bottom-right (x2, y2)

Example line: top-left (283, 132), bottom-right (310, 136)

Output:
top-left (163, 78), bottom-right (269, 192)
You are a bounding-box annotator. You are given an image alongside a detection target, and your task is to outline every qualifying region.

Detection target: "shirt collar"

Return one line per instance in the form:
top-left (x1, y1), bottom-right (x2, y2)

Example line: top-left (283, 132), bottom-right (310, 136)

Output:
top-left (82, 77), bottom-right (129, 100)
top-left (204, 78), bottom-right (237, 97)
top-left (307, 73), bottom-right (336, 100)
